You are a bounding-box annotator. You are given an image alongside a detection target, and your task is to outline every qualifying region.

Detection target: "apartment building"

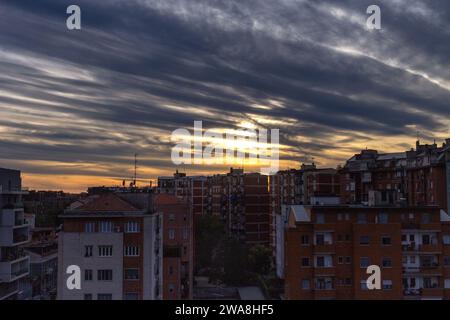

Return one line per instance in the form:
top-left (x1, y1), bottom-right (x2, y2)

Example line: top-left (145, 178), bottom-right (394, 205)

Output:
top-left (157, 171), bottom-right (208, 215)
top-left (270, 164), bottom-right (340, 273)
top-left (284, 205), bottom-right (450, 300)
top-left (217, 168), bottom-right (270, 246)
top-left (57, 192), bottom-right (162, 300)
top-left (340, 139), bottom-right (450, 209)
top-left (22, 227), bottom-right (58, 300)
top-left (154, 193), bottom-right (193, 299)
top-left (159, 168), bottom-right (271, 247)
top-left (0, 168), bottom-right (31, 300)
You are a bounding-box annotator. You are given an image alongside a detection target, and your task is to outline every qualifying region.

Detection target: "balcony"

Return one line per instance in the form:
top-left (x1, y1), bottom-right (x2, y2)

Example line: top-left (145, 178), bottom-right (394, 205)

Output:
top-left (0, 282), bottom-right (18, 300)
top-left (0, 185), bottom-right (29, 195)
top-left (402, 243), bottom-right (419, 252)
top-left (0, 225), bottom-right (30, 246)
top-left (314, 267), bottom-right (336, 276)
top-left (421, 287), bottom-right (443, 299)
top-left (0, 255), bottom-right (29, 282)
top-left (314, 243), bottom-right (335, 253)
top-left (403, 288), bottom-right (422, 298)
top-left (0, 247), bottom-right (26, 262)
top-left (419, 243), bottom-right (442, 253)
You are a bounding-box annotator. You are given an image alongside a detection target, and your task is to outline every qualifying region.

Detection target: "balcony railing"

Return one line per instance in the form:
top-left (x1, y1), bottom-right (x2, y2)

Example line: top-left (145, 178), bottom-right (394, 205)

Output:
top-left (403, 289), bottom-right (421, 296)
top-left (14, 219), bottom-right (28, 227)
top-left (420, 262), bottom-right (439, 269)
top-left (11, 267), bottom-right (29, 278)
top-left (0, 249), bottom-right (26, 262)
top-left (0, 282), bottom-right (18, 299)
top-left (13, 234), bottom-right (29, 244)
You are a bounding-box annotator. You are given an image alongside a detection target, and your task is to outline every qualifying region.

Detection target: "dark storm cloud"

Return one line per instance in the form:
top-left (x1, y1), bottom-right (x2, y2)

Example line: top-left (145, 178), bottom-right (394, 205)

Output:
top-left (0, 0), bottom-right (449, 187)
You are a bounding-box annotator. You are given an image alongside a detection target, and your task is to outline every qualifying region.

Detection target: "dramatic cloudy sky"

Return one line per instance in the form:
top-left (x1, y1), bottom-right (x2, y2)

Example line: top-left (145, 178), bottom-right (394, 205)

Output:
top-left (1, 0), bottom-right (449, 192)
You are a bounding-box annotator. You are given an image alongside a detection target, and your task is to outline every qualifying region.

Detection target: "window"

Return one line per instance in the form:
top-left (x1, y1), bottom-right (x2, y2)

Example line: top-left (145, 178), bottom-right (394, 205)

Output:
top-left (169, 266), bottom-right (174, 275)
top-left (345, 234), bottom-right (351, 241)
top-left (360, 280), bottom-right (368, 290)
top-left (443, 234), bottom-right (450, 245)
top-left (422, 234), bottom-right (431, 245)
top-left (301, 279), bottom-right (310, 290)
top-left (84, 245), bottom-right (93, 257)
top-left (125, 293), bottom-right (139, 300)
top-left (315, 234), bottom-right (325, 245)
top-left (444, 256), bottom-right (450, 267)
top-left (345, 278), bottom-right (352, 286)
top-left (360, 257), bottom-right (370, 268)
top-left (169, 214), bottom-right (175, 221)
top-left (338, 256), bottom-right (344, 264)
top-left (445, 279), bottom-right (450, 289)
top-left (423, 277), bottom-right (437, 289)
top-left (99, 221), bottom-right (113, 233)
top-left (381, 236), bottom-right (391, 245)
top-left (382, 258), bottom-right (392, 267)
top-left (345, 256), bottom-right (351, 264)
top-left (401, 234), bottom-right (407, 242)
top-left (409, 256), bottom-right (416, 264)
top-left (316, 213), bottom-right (325, 224)
top-left (360, 236), bottom-right (370, 245)
top-left (315, 278), bottom-right (333, 290)
top-left (124, 268), bottom-right (139, 280)
top-left (301, 235), bottom-right (309, 245)
top-left (84, 269), bottom-right (93, 281)
top-left (382, 280), bottom-right (393, 290)
top-left (408, 213), bottom-right (415, 220)
top-left (316, 256), bottom-right (325, 267)
top-left (357, 213), bottom-right (367, 224)
top-left (337, 213), bottom-right (343, 221)
top-left (301, 257), bottom-right (310, 267)
top-left (344, 213), bottom-right (350, 221)
top-left (98, 269), bottom-right (113, 281)
top-left (98, 245), bottom-right (113, 257)
top-left (97, 294), bottom-right (112, 300)
top-left (84, 222), bottom-right (95, 233)
top-left (124, 246), bottom-right (140, 257)
top-left (125, 221), bottom-right (140, 233)
top-left (337, 234), bottom-right (343, 242)
top-left (182, 228), bottom-right (189, 240)
top-left (378, 213), bottom-right (388, 224)
top-left (421, 213), bottom-right (432, 224)
top-left (168, 229), bottom-right (175, 240)
top-left (84, 294), bottom-right (92, 300)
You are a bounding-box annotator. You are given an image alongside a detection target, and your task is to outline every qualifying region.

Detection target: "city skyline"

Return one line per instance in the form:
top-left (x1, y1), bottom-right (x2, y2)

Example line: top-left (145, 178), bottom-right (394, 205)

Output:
top-left (1, 0), bottom-right (450, 192)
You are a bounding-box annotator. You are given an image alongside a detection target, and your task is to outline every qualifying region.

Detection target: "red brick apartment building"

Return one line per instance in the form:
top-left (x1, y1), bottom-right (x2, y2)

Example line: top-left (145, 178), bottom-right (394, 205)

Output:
top-left (158, 168), bottom-right (271, 247)
top-left (58, 192), bottom-right (162, 300)
top-left (285, 205), bottom-right (450, 300)
top-left (340, 140), bottom-right (449, 210)
top-left (154, 193), bottom-right (193, 300)
top-left (278, 139), bottom-right (450, 299)
top-left (157, 171), bottom-right (208, 215)
top-left (270, 164), bottom-right (340, 262)
top-left (213, 168), bottom-right (271, 246)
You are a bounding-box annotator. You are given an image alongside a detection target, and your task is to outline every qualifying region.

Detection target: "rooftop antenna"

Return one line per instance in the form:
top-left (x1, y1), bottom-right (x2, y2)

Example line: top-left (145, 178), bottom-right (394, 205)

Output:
top-left (133, 153), bottom-right (138, 187)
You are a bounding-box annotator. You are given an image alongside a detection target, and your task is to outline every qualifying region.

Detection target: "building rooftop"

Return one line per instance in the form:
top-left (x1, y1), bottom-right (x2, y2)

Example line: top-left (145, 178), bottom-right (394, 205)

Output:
top-left (154, 193), bottom-right (186, 205)
top-left (75, 193), bottom-right (140, 212)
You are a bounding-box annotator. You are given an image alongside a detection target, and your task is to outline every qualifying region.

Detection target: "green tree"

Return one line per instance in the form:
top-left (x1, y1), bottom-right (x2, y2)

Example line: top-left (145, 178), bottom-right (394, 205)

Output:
top-left (248, 245), bottom-right (272, 276)
top-left (222, 237), bottom-right (248, 285)
top-left (195, 215), bottom-right (225, 271)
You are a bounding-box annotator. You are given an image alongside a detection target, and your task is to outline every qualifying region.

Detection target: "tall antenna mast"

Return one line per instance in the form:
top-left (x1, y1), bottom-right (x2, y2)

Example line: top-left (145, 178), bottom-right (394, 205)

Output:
top-left (134, 153), bottom-right (138, 187)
